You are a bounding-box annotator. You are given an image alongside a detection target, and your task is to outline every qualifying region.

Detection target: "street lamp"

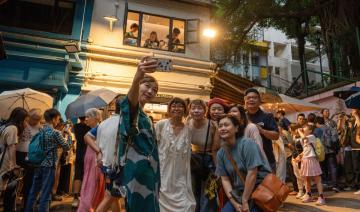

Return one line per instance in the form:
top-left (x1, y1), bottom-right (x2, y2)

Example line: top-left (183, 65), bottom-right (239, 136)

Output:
top-left (103, 1), bottom-right (119, 31)
top-left (203, 28), bottom-right (216, 38)
top-left (315, 25), bottom-right (324, 88)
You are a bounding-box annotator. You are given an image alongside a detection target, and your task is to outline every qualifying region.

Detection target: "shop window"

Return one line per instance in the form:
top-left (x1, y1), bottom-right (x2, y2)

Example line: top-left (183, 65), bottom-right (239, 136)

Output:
top-left (124, 11), bottom-right (186, 53)
top-left (0, 0), bottom-right (76, 35)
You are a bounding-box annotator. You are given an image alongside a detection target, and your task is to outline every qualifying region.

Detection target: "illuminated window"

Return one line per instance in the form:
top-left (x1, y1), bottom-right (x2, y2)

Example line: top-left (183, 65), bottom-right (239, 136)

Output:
top-left (124, 11), bottom-right (186, 53)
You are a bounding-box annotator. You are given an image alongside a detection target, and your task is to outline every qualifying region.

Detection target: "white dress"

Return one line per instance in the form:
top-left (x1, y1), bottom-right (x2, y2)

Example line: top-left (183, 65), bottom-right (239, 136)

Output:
top-left (155, 119), bottom-right (196, 212)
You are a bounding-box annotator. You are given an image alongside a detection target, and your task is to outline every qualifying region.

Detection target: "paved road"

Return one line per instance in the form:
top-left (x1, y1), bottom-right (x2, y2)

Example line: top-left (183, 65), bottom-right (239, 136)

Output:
top-left (4, 191), bottom-right (358, 211)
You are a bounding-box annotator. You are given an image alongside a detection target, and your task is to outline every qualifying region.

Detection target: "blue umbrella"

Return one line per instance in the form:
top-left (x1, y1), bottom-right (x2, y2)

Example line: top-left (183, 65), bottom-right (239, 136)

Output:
top-left (345, 92), bottom-right (360, 109)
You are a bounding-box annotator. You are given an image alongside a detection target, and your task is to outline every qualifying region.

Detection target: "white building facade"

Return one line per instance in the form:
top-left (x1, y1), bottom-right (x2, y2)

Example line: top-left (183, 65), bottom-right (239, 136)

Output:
top-left (264, 27), bottom-right (330, 94)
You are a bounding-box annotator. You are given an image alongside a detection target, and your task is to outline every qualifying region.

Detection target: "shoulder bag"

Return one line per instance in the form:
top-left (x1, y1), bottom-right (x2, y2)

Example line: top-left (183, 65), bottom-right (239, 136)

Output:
top-left (223, 146), bottom-right (290, 212)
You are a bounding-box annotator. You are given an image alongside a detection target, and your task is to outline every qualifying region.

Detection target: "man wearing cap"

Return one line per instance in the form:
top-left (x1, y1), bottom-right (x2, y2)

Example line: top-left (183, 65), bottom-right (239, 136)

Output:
top-left (244, 88), bottom-right (279, 172)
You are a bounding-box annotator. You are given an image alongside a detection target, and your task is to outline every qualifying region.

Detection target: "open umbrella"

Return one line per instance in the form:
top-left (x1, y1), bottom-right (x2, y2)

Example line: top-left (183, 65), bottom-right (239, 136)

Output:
top-left (65, 88), bottom-right (118, 119)
top-left (252, 87), bottom-right (282, 104)
top-left (334, 86), bottom-right (360, 100)
top-left (0, 88), bottom-right (53, 119)
top-left (262, 94), bottom-right (323, 113)
top-left (345, 92), bottom-right (360, 109)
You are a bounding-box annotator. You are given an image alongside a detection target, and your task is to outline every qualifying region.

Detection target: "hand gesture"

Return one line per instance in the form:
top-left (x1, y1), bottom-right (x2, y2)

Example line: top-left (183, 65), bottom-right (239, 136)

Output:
top-left (137, 57), bottom-right (158, 75)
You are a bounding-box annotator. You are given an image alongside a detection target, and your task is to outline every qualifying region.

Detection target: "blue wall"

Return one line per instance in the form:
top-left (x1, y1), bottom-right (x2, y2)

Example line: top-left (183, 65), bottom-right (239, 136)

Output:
top-left (0, 0), bottom-right (94, 119)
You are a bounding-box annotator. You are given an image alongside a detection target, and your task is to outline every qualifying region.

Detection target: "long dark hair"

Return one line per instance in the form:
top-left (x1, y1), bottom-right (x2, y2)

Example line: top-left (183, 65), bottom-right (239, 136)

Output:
top-left (229, 104), bottom-right (248, 127)
top-left (219, 114), bottom-right (246, 139)
top-left (6, 107), bottom-right (28, 136)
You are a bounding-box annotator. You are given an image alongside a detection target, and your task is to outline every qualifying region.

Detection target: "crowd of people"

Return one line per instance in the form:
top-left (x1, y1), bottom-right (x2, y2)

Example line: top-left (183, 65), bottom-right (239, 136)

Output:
top-left (0, 57), bottom-right (359, 212)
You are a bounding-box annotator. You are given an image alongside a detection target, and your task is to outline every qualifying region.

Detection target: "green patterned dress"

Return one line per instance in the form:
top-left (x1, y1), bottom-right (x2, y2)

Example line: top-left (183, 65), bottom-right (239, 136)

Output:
top-left (117, 97), bottom-right (160, 212)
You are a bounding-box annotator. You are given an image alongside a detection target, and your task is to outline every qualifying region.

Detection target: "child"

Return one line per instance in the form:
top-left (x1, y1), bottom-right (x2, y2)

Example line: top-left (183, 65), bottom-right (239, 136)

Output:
top-left (298, 124), bottom-right (325, 205)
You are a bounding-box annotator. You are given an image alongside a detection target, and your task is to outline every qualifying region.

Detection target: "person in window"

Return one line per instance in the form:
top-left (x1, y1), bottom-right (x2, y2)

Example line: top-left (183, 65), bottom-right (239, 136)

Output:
top-left (171, 28), bottom-right (183, 52)
top-left (144, 31), bottom-right (160, 49)
top-left (124, 23), bottom-right (139, 46)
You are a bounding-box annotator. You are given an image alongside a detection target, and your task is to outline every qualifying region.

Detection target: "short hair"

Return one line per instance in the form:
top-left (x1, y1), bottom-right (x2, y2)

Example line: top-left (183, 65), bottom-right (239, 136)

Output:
top-left (79, 117), bottom-right (86, 121)
top-left (28, 108), bottom-right (42, 120)
top-left (307, 113), bottom-right (316, 123)
top-left (314, 116), bottom-right (325, 125)
top-left (244, 88), bottom-right (260, 97)
top-left (130, 23), bottom-right (138, 29)
top-left (189, 99), bottom-right (207, 111)
top-left (140, 74), bottom-right (159, 89)
top-left (277, 110), bottom-right (285, 116)
top-left (168, 97), bottom-right (187, 116)
top-left (173, 27), bottom-right (180, 34)
top-left (297, 113), bottom-right (305, 118)
top-left (44, 108), bottom-right (61, 122)
top-left (321, 108), bottom-right (329, 114)
top-left (85, 108), bottom-right (102, 121)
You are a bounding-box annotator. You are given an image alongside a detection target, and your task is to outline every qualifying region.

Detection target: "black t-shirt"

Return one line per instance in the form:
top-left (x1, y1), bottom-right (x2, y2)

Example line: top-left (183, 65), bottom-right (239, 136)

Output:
top-left (74, 123), bottom-right (91, 156)
top-left (247, 109), bottom-right (279, 164)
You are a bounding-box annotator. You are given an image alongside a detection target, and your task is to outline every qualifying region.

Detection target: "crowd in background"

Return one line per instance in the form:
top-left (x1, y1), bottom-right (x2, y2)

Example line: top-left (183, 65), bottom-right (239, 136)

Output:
top-left (0, 57), bottom-right (359, 212)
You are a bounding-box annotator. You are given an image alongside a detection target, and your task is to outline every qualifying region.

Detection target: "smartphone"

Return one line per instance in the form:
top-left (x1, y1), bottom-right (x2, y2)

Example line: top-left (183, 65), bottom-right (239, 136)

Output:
top-left (155, 58), bottom-right (173, 72)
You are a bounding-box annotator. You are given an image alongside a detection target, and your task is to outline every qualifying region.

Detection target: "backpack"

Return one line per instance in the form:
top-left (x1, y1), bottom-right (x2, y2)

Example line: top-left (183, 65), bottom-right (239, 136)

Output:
top-left (27, 129), bottom-right (47, 165)
top-left (311, 138), bottom-right (325, 162)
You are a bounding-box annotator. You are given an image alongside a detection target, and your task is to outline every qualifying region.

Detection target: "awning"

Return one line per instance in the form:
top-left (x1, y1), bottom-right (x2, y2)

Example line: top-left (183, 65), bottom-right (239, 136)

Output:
top-left (210, 70), bottom-right (260, 104)
top-left (0, 55), bottom-right (69, 92)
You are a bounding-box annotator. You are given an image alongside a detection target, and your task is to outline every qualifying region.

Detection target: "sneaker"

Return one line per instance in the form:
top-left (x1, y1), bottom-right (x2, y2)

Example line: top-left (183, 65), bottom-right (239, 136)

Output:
top-left (72, 198), bottom-right (79, 208)
top-left (302, 194), bottom-right (312, 203)
top-left (296, 192), bottom-right (305, 199)
top-left (316, 197), bottom-right (326, 206)
top-left (343, 187), bottom-right (353, 191)
top-left (354, 190), bottom-right (360, 195)
top-left (332, 187), bottom-right (340, 193)
top-left (52, 194), bottom-right (63, 201)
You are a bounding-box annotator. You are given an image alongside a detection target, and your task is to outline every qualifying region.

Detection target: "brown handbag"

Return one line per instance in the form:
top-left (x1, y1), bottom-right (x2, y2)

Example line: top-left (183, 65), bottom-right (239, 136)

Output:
top-left (224, 147), bottom-right (290, 212)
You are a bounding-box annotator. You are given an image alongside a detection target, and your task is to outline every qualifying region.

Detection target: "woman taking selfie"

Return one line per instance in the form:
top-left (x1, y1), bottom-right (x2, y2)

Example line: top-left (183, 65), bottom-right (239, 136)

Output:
top-left (216, 115), bottom-right (271, 212)
top-left (155, 97), bottom-right (195, 212)
top-left (112, 57), bottom-right (160, 211)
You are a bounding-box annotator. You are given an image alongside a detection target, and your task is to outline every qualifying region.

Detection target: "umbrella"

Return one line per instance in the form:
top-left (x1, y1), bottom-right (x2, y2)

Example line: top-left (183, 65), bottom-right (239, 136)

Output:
top-left (0, 88), bottom-right (53, 119)
top-left (334, 86), bottom-right (360, 100)
top-left (65, 88), bottom-right (118, 119)
top-left (87, 88), bottom-right (118, 104)
top-left (345, 92), bottom-right (360, 109)
top-left (252, 86), bottom-right (282, 103)
top-left (262, 94), bottom-right (323, 113)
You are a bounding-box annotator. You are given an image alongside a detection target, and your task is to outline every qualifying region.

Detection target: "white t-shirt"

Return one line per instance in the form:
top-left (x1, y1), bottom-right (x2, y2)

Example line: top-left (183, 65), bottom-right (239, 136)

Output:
top-left (301, 135), bottom-right (317, 158)
top-left (96, 115), bottom-right (120, 167)
top-left (17, 124), bottom-right (41, 152)
top-left (0, 125), bottom-right (18, 190)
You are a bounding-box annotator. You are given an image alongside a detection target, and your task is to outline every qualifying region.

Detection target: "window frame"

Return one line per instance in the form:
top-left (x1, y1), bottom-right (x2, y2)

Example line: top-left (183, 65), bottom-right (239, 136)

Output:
top-left (0, 0), bottom-right (93, 41)
top-left (123, 10), bottom-right (187, 54)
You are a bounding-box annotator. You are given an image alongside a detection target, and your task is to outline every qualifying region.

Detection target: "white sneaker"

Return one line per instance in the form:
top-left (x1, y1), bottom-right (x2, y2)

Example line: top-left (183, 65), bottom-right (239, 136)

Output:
top-left (354, 190), bottom-right (360, 195)
top-left (296, 192), bottom-right (305, 199)
top-left (72, 198), bottom-right (80, 208)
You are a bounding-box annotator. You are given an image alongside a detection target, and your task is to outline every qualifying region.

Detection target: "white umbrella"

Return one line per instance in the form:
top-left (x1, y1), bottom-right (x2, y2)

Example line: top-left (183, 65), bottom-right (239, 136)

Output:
top-left (262, 94), bottom-right (323, 113)
top-left (0, 88), bottom-right (53, 119)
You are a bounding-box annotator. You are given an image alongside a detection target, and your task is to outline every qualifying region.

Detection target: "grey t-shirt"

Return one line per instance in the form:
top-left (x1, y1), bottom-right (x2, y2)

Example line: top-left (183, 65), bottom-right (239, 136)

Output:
top-left (216, 137), bottom-right (271, 191)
